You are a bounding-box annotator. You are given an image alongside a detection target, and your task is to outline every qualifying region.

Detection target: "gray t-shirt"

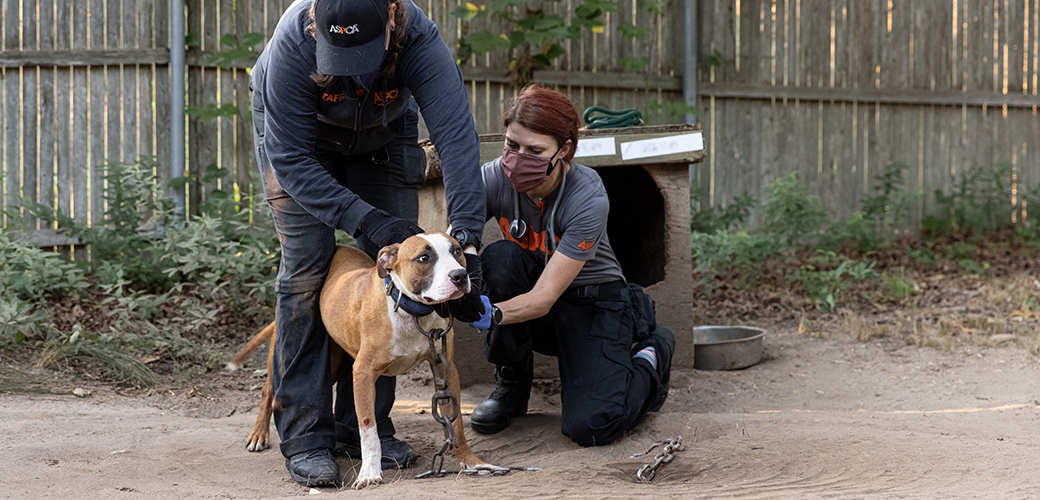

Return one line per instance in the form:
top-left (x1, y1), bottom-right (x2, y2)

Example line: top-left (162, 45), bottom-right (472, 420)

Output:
top-left (482, 158), bottom-right (625, 287)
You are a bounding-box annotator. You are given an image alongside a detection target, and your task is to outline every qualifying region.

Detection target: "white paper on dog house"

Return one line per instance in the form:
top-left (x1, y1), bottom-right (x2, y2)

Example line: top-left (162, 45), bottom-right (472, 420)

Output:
top-left (573, 137), bottom-right (616, 158)
top-left (619, 132), bottom-right (704, 161)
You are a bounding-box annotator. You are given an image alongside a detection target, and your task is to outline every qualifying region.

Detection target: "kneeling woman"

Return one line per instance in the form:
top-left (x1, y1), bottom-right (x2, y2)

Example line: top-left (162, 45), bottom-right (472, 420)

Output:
top-left (467, 85), bottom-right (674, 446)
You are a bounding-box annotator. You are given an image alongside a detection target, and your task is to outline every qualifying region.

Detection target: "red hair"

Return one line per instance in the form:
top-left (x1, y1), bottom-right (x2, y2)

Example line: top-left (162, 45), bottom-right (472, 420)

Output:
top-left (502, 85), bottom-right (580, 163)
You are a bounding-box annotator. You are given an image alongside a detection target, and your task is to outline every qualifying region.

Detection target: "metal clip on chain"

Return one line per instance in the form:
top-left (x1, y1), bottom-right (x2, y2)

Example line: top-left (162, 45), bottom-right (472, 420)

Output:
top-left (414, 316), bottom-right (462, 480)
top-left (633, 436), bottom-right (684, 482)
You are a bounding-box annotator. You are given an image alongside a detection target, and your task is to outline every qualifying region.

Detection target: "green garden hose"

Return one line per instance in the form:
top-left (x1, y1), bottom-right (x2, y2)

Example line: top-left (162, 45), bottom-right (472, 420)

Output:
top-left (582, 106), bottom-right (644, 129)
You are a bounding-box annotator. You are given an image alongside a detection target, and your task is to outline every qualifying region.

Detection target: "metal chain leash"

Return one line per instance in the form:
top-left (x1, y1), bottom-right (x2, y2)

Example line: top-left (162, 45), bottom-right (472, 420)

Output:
top-left (414, 315), bottom-right (460, 480)
top-left (631, 436), bottom-right (684, 482)
top-left (412, 315), bottom-right (542, 479)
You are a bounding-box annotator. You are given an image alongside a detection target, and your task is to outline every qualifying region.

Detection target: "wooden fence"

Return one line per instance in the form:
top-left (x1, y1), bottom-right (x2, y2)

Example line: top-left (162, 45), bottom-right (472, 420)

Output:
top-left (699, 0), bottom-right (1040, 227)
top-left (1, 0), bottom-right (1037, 246)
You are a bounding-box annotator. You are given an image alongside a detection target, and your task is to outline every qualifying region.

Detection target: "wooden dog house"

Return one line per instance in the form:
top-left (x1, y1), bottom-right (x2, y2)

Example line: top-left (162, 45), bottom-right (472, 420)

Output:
top-left (418, 124), bottom-right (705, 387)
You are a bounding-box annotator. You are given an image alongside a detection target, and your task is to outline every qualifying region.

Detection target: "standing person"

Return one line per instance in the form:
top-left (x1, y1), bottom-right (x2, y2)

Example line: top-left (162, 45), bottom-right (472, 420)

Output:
top-left (466, 85), bottom-right (674, 447)
top-left (250, 0), bottom-right (486, 487)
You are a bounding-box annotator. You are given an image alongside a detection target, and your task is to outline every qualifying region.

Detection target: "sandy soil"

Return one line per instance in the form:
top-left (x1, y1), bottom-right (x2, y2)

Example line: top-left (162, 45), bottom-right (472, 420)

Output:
top-left (3, 321), bottom-right (1040, 500)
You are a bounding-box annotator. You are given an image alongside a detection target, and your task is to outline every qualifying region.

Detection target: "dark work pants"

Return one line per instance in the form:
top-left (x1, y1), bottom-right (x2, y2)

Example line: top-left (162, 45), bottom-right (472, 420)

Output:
top-left (480, 240), bottom-right (667, 447)
top-left (254, 111), bottom-right (426, 458)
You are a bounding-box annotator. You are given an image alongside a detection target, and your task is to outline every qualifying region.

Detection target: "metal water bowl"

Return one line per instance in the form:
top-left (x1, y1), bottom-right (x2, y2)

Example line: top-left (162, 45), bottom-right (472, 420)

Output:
top-left (693, 326), bottom-right (766, 370)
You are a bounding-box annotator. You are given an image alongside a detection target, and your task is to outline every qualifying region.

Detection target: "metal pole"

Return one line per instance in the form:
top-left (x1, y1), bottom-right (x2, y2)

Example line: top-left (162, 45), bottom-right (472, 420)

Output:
top-left (684, 0), bottom-right (698, 126)
top-left (171, 0), bottom-right (186, 223)
top-left (685, 0), bottom-right (698, 184)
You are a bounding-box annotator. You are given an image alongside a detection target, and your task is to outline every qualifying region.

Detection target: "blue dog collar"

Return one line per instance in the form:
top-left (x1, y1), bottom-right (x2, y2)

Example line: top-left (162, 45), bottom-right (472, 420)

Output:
top-left (383, 276), bottom-right (436, 317)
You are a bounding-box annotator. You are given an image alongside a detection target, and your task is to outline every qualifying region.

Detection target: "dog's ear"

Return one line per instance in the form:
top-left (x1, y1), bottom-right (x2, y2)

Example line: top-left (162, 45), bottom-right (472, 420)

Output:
top-left (376, 244), bottom-right (400, 278)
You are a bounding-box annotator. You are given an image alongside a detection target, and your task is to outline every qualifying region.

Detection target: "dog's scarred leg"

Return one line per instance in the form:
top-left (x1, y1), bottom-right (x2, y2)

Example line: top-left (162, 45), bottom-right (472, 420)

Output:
top-left (351, 366), bottom-right (383, 489)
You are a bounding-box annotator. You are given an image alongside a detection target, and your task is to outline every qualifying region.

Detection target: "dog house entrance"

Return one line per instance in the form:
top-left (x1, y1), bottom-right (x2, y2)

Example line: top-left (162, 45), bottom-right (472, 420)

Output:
top-left (597, 165), bottom-right (666, 287)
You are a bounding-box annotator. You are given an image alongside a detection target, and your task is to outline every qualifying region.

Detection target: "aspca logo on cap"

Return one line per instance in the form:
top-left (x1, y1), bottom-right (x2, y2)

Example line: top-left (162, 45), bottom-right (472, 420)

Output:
top-left (329, 24), bottom-right (360, 35)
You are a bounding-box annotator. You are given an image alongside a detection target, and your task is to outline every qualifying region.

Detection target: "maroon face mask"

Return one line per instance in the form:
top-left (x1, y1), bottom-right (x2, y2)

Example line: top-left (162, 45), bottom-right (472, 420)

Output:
top-left (501, 146), bottom-right (561, 192)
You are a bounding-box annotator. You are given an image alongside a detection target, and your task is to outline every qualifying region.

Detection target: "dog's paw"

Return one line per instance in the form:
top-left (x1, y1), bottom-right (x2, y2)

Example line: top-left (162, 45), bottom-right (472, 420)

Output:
top-left (246, 433), bottom-right (270, 452)
top-left (351, 476), bottom-right (382, 490)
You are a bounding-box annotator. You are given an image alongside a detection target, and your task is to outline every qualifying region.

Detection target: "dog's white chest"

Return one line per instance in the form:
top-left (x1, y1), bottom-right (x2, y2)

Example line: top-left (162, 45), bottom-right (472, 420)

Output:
top-left (384, 310), bottom-right (444, 375)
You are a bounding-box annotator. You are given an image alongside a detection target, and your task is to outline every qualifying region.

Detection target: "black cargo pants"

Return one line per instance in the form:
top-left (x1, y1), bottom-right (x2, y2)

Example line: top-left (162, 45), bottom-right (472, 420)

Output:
top-left (480, 240), bottom-right (666, 446)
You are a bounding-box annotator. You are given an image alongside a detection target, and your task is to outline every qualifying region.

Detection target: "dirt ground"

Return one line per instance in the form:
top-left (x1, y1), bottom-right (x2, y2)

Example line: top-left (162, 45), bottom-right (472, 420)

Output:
top-left (3, 308), bottom-right (1040, 500)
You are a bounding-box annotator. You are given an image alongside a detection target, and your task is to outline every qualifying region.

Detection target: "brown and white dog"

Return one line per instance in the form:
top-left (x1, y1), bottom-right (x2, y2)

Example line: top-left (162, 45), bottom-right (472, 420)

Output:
top-left (228, 232), bottom-right (490, 489)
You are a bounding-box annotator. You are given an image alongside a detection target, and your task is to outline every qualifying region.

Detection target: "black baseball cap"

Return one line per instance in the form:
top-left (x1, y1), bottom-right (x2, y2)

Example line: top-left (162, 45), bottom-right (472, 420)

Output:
top-left (314, 0), bottom-right (390, 76)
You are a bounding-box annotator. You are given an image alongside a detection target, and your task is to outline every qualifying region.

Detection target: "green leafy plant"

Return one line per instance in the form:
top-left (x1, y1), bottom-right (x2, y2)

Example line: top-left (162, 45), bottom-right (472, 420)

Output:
top-left (881, 267), bottom-right (917, 301)
top-left (761, 173), bottom-right (828, 251)
top-left (185, 31), bottom-right (264, 123)
top-left (944, 241), bottom-right (976, 260)
top-left (207, 32), bottom-right (266, 68)
top-left (788, 251), bottom-right (876, 311)
top-left (691, 228), bottom-right (782, 293)
top-left (703, 49), bottom-right (731, 68)
top-left (819, 210), bottom-right (878, 253)
top-left (959, 259), bottom-right (990, 276)
top-left (690, 185), bottom-right (755, 234)
top-left (860, 162), bottom-right (918, 244)
top-left (923, 163), bottom-right (1013, 237)
top-left (0, 231), bottom-right (89, 303)
top-left (454, 0), bottom-right (615, 87)
top-left (908, 248), bottom-right (939, 266)
top-left (0, 298), bottom-right (51, 347)
top-left (644, 99), bottom-right (698, 125)
top-left (185, 103), bottom-right (238, 122)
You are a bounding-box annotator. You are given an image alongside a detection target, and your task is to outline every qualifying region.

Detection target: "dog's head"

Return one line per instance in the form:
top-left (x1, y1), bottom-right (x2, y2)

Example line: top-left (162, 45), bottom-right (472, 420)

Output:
top-left (376, 232), bottom-right (470, 304)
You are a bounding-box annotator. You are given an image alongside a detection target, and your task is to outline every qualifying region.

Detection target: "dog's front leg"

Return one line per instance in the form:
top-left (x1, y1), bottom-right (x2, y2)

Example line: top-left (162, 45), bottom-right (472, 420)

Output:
top-left (351, 366), bottom-right (382, 489)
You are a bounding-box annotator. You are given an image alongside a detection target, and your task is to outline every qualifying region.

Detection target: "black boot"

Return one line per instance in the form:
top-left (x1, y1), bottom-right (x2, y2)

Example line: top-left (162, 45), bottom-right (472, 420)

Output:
top-left (470, 355), bottom-right (533, 434)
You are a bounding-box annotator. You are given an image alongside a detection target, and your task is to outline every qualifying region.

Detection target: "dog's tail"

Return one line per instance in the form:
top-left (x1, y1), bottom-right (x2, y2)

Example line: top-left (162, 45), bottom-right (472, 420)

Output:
top-left (226, 321), bottom-right (275, 372)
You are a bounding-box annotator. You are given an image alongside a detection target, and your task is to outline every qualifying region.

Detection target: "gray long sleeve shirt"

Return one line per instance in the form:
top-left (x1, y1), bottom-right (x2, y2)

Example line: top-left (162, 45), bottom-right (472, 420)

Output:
top-left (251, 0), bottom-right (484, 238)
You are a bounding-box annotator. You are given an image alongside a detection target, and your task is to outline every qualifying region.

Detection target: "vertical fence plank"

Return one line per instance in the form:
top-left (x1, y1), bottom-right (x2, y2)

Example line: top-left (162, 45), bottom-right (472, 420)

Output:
top-left (3, 0), bottom-right (21, 227)
top-left (89, 0), bottom-right (106, 230)
top-left (122, 0), bottom-right (138, 165)
top-left (38, 0), bottom-right (56, 234)
top-left (155, 0), bottom-right (171, 196)
top-left (71, 1), bottom-right (89, 238)
top-left (22, 0), bottom-right (40, 230)
top-left (235, 0), bottom-right (255, 206)
top-left (186, 0), bottom-right (203, 213)
top-left (218, 0), bottom-right (235, 206)
top-left (138, 0), bottom-right (154, 160)
top-left (54, 0), bottom-right (71, 234)
top-left (106, 0), bottom-right (121, 165)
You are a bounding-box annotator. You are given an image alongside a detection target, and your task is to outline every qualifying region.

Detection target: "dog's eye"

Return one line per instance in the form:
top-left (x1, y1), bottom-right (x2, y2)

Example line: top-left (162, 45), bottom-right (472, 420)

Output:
top-left (415, 254), bottom-right (430, 263)
top-left (451, 246), bottom-right (461, 256)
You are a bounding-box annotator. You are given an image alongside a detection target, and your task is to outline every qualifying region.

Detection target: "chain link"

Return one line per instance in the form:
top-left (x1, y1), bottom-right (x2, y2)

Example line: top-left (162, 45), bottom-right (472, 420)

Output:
top-left (632, 436), bottom-right (684, 482)
top-left (412, 316), bottom-right (542, 479)
top-left (414, 316), bottom-right (461, 480)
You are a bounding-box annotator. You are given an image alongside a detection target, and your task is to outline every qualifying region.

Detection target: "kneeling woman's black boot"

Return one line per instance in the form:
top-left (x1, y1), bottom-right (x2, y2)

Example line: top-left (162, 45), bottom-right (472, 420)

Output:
top-left (470, 355), bottom-right (533, 434)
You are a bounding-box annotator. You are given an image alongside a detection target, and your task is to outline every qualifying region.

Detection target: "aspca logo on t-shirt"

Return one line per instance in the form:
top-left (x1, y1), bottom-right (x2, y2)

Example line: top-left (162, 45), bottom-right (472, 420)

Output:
top-left (329, 24), bottom-right (360, 35)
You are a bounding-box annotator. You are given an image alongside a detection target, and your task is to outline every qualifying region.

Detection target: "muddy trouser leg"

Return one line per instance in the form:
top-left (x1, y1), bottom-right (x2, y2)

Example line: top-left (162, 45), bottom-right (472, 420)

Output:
top-left (256, 138), bottom-right (338, 458)
top-left (330, 111), bottom-right (426, 443)
top-left (553, 282), bottom-right (657, 447)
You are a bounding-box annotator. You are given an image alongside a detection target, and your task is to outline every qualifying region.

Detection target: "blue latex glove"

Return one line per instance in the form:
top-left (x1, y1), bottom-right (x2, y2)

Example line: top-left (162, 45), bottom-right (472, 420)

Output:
top-left (467, 295), bottom-right (494, 330)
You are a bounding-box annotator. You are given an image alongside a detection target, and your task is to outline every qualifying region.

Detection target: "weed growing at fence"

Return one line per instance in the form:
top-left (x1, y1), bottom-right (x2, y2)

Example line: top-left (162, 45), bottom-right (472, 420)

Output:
top-left (1, 156), bottom-right (278, 387)
top-left (690, 162), bottom-right (1037, 312)
top-left (924, 163), bottom-right (1013, 238)
top-left (786, 251), bottom-right (877, 312)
